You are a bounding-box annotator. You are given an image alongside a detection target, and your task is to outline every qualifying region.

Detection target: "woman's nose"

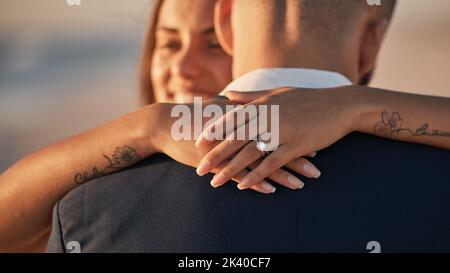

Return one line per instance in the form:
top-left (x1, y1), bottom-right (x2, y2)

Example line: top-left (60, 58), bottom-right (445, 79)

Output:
top-left (171, 47), bottom-right (204, 79)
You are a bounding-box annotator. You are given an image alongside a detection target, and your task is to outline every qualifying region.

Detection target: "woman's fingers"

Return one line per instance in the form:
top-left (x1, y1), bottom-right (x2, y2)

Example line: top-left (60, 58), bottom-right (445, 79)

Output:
top-left (238, 144), bottom-right (301, 189)
top-left (197, 88), bottom-right (291, 147)
top-left (210, 141), bottom-right (262, 188)
top-left (196, 121), bottom-right (258, 176)
top-left (247, 181), bottom-right (276, 194)
top-left (231, 169), bottom-right (276, 194)
top-left (196, 103), bottom-right (258, 147)
top-left (247, 160), bottom-right (304, 190)
top-left (196, 140), bottom-right (249, 176)
top-left (210, 154), bottom-right (320, 192)
top-left (285, 157), bottom-right (321, 179)
top-left (211, 160), bottom-right (276, 194)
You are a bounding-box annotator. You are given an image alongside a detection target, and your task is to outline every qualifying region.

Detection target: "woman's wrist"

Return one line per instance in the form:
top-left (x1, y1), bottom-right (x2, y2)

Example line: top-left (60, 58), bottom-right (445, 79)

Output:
top-left (346, 85), bottom-right (384, 134)
top-left (140, 103), bottom-right (171, 155)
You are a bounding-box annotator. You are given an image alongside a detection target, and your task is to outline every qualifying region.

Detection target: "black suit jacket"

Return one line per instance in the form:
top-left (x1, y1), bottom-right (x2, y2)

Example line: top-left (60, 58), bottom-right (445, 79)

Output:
top-left (46, 133), bottom-right (450, 252)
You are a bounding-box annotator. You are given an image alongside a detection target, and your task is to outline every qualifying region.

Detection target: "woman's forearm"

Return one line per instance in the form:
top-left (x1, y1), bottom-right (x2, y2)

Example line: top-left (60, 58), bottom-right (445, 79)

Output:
top-left (0, 104), bottom-right (160, 252)
top-left (352, 86), bottom-right (450, 150)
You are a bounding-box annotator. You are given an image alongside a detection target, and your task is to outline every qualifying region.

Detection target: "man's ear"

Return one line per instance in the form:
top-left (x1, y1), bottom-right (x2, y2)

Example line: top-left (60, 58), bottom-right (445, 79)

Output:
top-left (358, 19), bottom-right (387, 79)
top-left (214, 0), bottom-right (233, 56)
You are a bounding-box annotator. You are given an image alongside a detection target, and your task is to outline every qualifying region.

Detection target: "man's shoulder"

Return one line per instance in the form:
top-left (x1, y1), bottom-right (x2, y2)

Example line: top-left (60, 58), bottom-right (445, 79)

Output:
top-left (57, 153), bottom-right (194, 216)
top-left (49, 153), bottom-right (300, 252)
top-left (48, 133), bottom-right (450, 252)
top-left (48, 154), bottom-right (204, 252)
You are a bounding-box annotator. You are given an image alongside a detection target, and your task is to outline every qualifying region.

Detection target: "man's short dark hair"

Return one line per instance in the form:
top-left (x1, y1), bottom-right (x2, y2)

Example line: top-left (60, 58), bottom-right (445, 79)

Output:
top-left (267, 0), bottom-right (396, 86)
top-left (297, 0), bottom-right (396, 86)
top-left (299, 0), bottom-right (397, 38)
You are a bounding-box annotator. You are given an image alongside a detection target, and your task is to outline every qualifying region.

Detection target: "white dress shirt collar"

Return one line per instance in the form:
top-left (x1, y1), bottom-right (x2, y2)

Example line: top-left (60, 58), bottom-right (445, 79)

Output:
top-left (221, 68), bottom-right (352, 94)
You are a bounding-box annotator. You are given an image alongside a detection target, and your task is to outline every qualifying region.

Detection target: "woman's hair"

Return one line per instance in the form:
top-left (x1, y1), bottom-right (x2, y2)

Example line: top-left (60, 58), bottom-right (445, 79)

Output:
top-left (139, 0), bottom-right (164, 106)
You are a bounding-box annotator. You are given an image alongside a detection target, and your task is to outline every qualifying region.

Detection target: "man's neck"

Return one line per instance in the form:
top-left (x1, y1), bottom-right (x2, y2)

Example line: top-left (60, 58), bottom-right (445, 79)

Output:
top-left (233, 40), bottom-right (356, 83)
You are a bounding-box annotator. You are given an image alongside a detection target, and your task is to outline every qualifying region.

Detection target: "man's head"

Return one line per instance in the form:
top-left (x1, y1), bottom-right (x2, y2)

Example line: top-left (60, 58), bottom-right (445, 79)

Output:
top-left (214, 0), bottom-right (396, 84)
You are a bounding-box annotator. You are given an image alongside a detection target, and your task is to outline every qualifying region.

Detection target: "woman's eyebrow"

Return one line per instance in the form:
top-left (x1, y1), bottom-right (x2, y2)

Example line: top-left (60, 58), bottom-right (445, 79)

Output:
top-left (156, 26), bottom-right (178, 33)
top-left (156, 26), bottom-right (215, 35)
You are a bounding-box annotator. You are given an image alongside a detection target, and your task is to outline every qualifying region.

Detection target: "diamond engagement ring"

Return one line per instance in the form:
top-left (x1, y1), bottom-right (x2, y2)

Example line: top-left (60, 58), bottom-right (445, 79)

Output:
top-left (255, 132), bottom-right (272, 158)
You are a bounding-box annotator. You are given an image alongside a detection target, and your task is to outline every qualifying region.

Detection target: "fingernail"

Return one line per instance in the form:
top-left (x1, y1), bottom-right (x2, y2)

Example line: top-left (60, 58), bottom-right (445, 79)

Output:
top-left (303, 162), bottom-right (321, 178)
top-left (210, 180), bottom-right (219, 188)
top-left (196, 159), bottom-right (210, 176)
top-left (203, 131), bottom-right (212, 141)
top-left (195, 132), bottom-right (210, 147)
top-left (261, 182), bottom-right (277, 193)
top-left (237, 176), bottom-right (251, 190)
top-left (288, 175), bottom-right (305, 189)
top-left (210, 173), bottom-right (225, 188)
top-left (195, 137), bottom-right (204, 147)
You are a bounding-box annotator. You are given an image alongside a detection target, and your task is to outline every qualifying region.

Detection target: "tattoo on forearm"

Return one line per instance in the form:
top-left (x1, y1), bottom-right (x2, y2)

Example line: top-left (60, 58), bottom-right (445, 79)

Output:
top-left (373, 111), bottom-right (450, 139)
top-left (74, 145), bottom-right (141, 185)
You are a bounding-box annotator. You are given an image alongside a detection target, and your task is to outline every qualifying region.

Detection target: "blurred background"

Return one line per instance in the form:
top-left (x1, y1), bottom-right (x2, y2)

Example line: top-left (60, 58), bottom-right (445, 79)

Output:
top-left (1, 0), bottom-right (449, 172)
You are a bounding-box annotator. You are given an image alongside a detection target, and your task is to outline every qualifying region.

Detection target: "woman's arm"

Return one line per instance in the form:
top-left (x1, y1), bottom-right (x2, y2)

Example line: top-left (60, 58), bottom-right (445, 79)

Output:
top-left (0, 98), bottom-right (308, 252)
top-left (194, 86), bottom-right (450, 189)
top-left (353, 86), bottom-right (450, 150)
top-left (0, 104), bottom-right (160, 252)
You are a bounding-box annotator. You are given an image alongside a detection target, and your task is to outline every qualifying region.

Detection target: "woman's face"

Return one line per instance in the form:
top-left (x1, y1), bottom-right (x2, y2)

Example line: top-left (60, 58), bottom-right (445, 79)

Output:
top-left (151, 0), bottom-right (232, 103)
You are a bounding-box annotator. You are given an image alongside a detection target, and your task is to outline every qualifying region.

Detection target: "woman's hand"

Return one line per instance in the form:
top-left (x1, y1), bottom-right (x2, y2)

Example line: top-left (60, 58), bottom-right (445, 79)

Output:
top-left (151, 100), bottom-right (316, 193)
top-left (195, 86), bottom-right (362, 190)
top-left (148, 102), bottom-right (278, 194)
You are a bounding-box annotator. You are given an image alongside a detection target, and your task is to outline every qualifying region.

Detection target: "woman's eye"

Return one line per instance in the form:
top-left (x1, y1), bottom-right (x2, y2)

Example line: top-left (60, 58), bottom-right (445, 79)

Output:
top-left (157, 41), bottom-right (181, 51)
